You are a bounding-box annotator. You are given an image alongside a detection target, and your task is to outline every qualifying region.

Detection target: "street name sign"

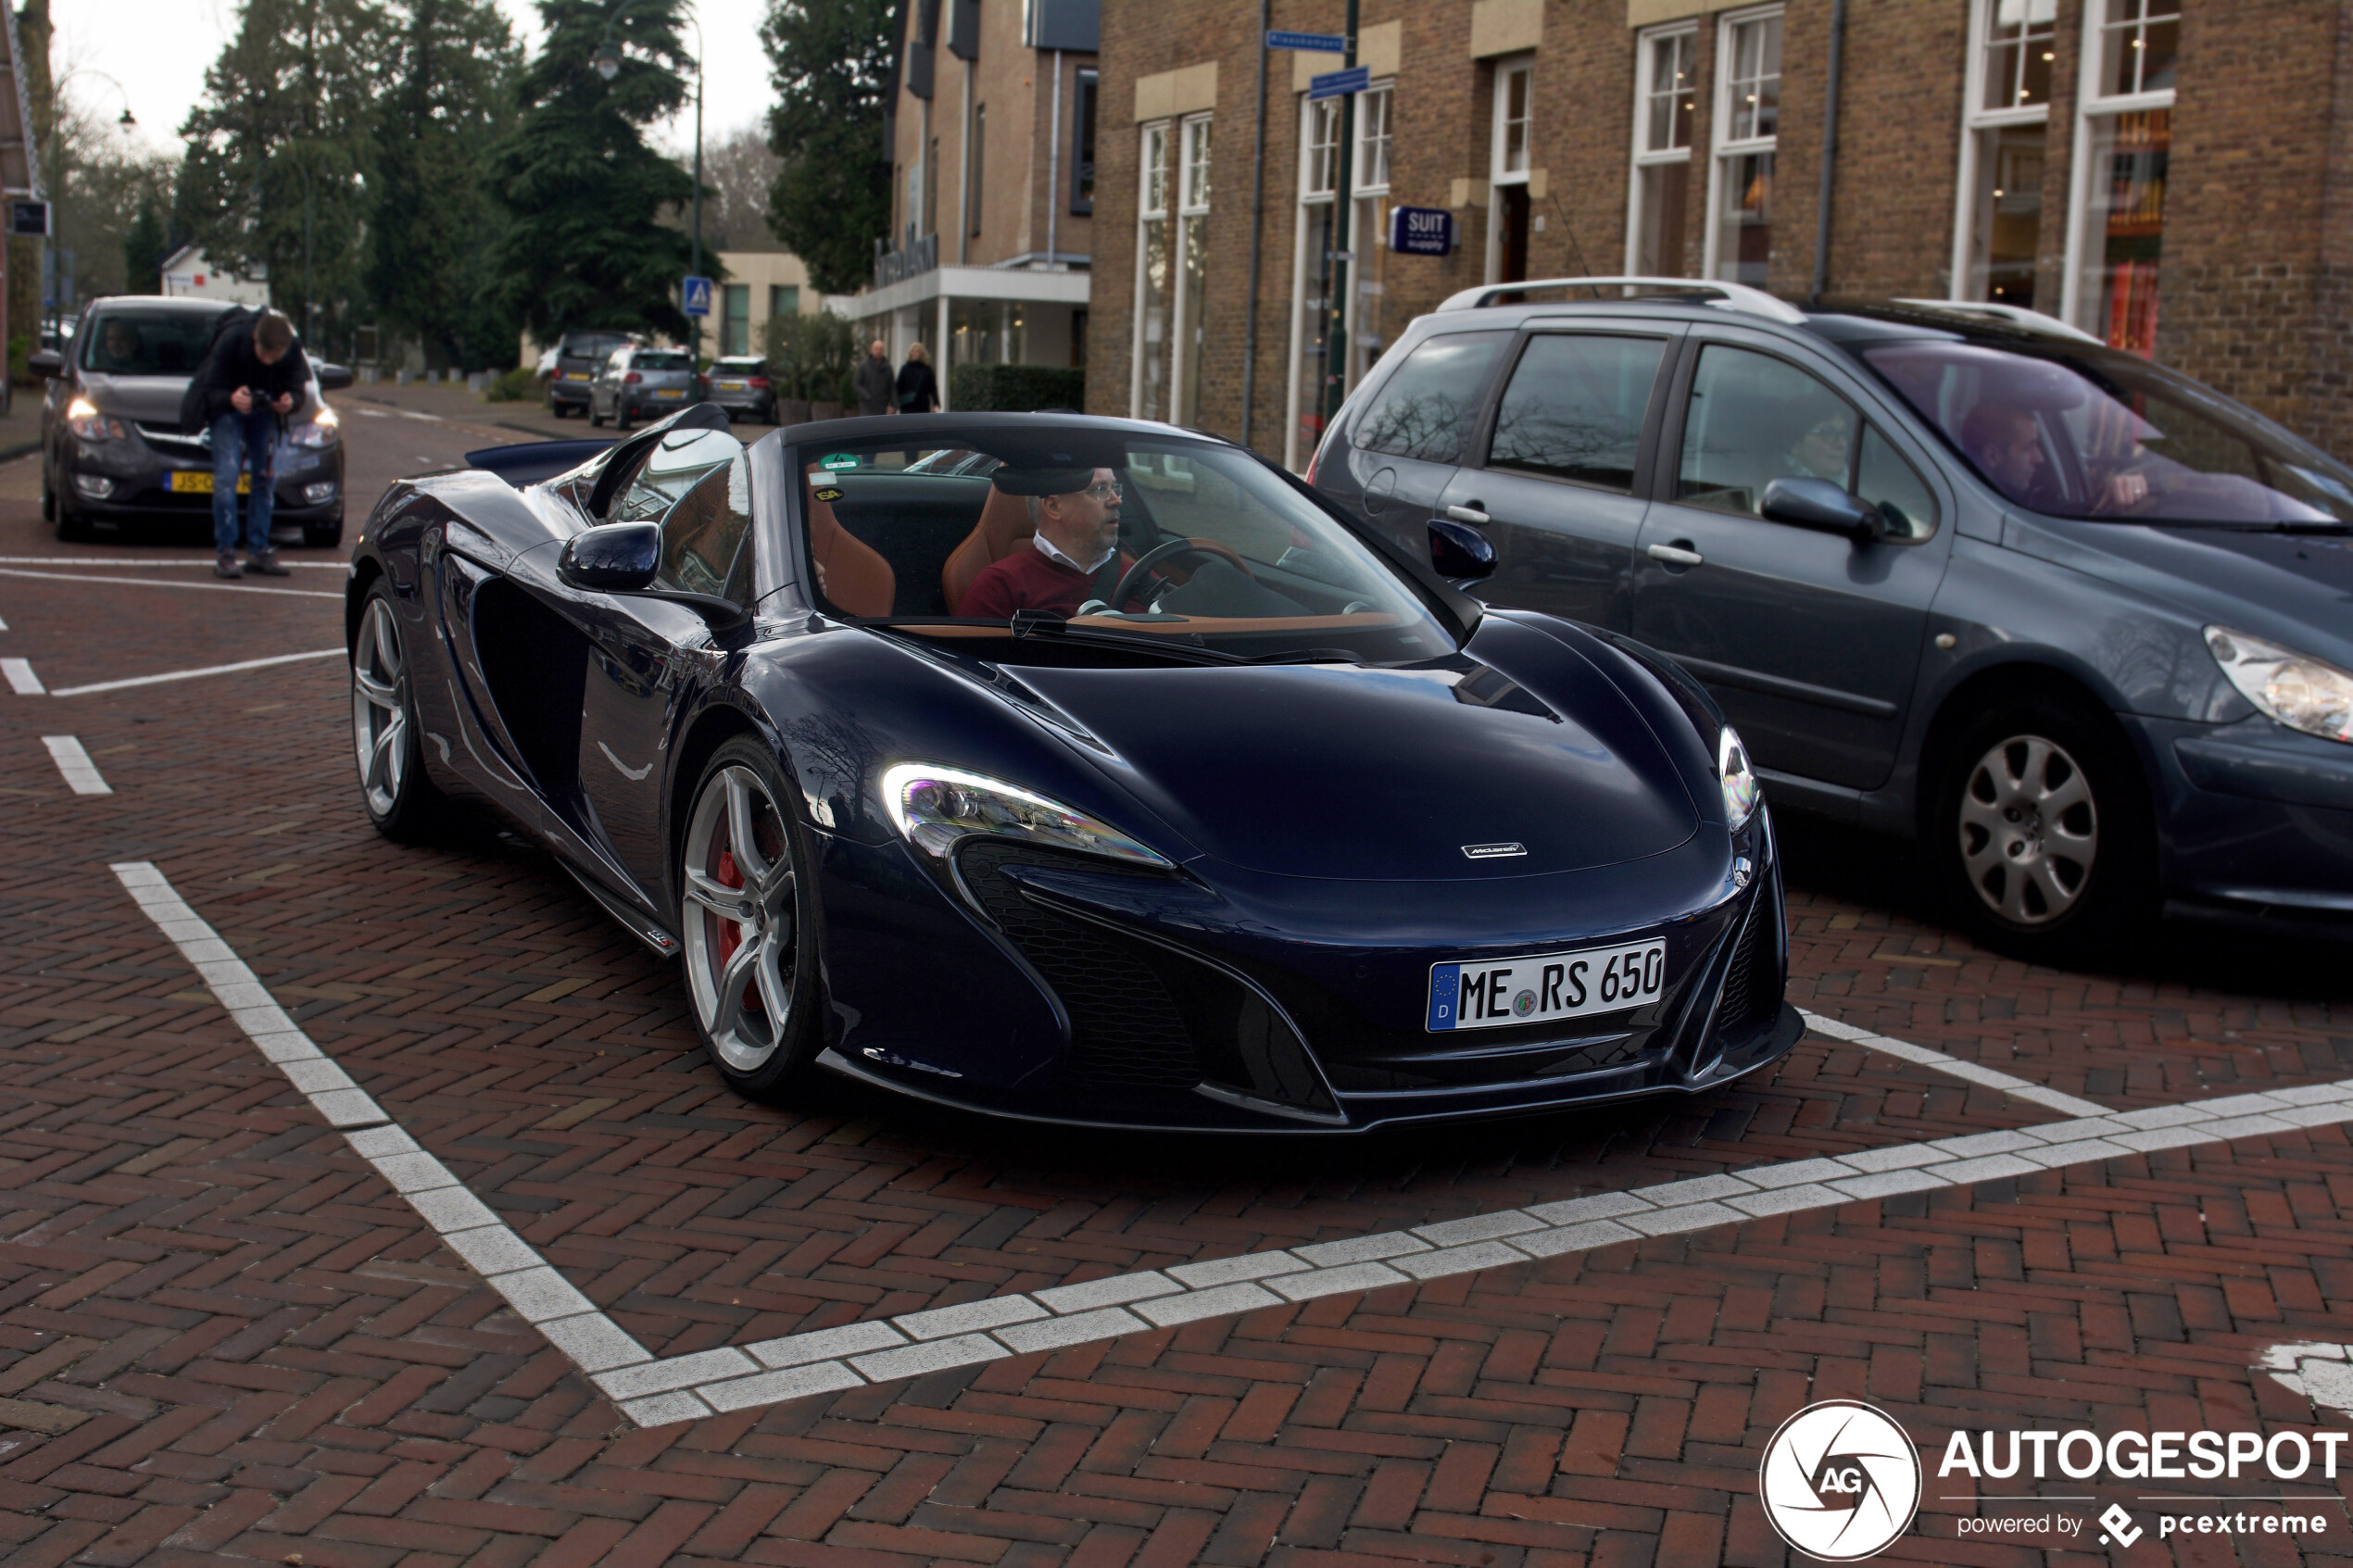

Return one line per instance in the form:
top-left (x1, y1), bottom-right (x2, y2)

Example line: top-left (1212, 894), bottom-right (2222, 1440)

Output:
top-left (1267, 30), bottom-right (1345, 52)
top-left (1307, 65), bottom-right (1370, 100)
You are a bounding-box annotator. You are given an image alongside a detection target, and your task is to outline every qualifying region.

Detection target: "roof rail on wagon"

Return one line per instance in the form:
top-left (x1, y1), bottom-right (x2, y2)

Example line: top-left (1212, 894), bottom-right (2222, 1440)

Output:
top-left (1434, 275), bottom-right (1808, 325)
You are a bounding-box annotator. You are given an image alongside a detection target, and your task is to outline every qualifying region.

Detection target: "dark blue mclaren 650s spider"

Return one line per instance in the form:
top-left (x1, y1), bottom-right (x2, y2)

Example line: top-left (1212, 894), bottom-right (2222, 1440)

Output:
top-left (344, 406), bottom-right (1800, 1130)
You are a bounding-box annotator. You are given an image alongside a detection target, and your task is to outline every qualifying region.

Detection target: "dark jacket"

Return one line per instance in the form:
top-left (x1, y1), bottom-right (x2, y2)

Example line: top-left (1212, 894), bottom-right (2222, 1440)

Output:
top-left (895, 358), bottom-right (939, 414)
top-left (853, 352), bottom-right (895, 416)
top-left (195, 317), bottom-right (309, 427)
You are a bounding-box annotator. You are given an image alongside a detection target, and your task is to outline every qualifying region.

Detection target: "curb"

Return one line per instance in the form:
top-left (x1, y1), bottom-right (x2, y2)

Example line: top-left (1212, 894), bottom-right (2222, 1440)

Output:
top-left (0, 438), bottom-right (42, 464)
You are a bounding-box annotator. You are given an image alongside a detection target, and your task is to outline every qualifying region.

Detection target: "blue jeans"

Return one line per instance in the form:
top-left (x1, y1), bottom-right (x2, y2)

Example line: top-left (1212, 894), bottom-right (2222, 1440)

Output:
top-left (211, 409), bottom-right (276, 555)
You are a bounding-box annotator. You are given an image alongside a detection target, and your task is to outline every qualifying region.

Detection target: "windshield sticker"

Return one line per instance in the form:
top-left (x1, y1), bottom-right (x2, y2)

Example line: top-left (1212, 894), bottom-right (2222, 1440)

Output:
top-left (820, 453), bottom-right (859, 470)
top-left (812, 486), bottom-right (844, 504)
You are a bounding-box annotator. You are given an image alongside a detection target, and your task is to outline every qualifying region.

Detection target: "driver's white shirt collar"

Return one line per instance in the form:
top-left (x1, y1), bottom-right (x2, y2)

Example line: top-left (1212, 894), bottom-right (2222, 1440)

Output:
top-left (1034, 532), bottom-right (1114, 574)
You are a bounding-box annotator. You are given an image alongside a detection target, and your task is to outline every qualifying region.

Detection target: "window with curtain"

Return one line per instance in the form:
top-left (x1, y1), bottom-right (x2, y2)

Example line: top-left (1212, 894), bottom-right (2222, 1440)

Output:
top-left (1705, 8), bottom-right (1781, 287)
top-left (721, 284), bottom-right (750, 356)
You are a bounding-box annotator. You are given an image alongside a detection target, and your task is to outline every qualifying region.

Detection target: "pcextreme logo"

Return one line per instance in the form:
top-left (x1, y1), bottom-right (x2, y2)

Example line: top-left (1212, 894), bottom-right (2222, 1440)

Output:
top-left (1758, 1400), bottom-right (1923, 1561)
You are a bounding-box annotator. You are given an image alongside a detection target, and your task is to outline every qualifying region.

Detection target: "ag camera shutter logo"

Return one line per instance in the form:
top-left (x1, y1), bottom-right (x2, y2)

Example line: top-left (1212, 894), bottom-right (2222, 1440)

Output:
top-left (1759, 1400), bottom-right (1922, 1560)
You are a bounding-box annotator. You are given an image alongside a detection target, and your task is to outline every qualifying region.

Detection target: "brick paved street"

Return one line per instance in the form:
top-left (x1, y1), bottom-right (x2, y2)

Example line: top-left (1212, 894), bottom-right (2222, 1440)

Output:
top-left (4, 420), bottom-right (2353, 1566)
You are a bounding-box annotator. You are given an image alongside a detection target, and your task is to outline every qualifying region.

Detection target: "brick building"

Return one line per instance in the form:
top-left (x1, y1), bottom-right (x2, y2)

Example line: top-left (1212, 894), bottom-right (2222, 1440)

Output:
top-left (1086, 0), bottom-right (2353, 468)
top-left (850, 0), bottom-right (1101, 396)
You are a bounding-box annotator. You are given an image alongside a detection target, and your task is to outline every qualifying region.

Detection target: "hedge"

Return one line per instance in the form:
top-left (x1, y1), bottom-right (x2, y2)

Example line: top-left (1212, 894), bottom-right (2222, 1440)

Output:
top-left (949, 363), bottom-right (1086, 412)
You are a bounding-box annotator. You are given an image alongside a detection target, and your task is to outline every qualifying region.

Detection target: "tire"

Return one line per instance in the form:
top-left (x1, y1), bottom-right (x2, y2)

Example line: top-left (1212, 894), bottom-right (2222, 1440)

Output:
top-left (676, 736), bottom-right (822, 1099)
top-left (590, 407), bottom-right (605, 428)
top-left (350, 581), bottom-right (455, 843)
top-left (40, 459), bottom-right (55, 521)
top-left (1931, 693), bottom-right (2156, 962)
top-left (304, 507), bottom-right (346, 550)
top-left (615, 407), bottom-right (634, 433)
top-left (53, 482), bottom-right (91, 544)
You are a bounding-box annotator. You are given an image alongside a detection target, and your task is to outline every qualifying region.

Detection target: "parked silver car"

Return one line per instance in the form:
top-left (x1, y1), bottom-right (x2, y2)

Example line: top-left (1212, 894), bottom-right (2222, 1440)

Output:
top-left (705, 356), bottom-right (774, 423)
top-left (589, 345), bottom-right (704, 431)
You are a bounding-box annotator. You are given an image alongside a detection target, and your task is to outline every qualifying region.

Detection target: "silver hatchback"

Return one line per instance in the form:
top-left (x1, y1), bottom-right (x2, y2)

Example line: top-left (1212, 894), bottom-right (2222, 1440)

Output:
top-left (590, 345), bottom-right (703, 431)
top-left (705, 357), bottom-right (774, 423)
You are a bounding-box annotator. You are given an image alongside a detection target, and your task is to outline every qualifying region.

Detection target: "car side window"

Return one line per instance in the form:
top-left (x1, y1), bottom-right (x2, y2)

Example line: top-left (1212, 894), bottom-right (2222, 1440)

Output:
top-left (658, 456), bottom-right (755, 598)
top-left (1353, 330), bottom-right (1512, 464)
top-left (1677, 345), bottom-right (1859, 517)
top-left (1486, 333), bottom-right (1667, 492)
top-left (1856, 426), bottom-right (1940, 540)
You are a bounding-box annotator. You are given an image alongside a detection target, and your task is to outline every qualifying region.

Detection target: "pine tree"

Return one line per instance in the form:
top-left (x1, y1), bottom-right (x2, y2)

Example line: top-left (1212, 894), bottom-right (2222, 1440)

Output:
top-left (368, 0), bottom-right (522, 368)
top-left (761, 0), bottom-right (892, 296)
top-left (488, 0), bottom-right (698, 342)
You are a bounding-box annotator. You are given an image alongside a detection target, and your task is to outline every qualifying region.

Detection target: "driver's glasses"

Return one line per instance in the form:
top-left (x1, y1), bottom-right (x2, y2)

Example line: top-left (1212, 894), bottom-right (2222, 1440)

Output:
top-left (1083, 481), bottom-right (1123, 502)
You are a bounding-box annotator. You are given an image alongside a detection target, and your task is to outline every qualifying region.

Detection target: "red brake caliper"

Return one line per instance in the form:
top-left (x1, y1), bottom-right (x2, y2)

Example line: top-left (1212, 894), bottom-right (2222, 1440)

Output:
top-left (711, 847), bottom-right (764, 1013)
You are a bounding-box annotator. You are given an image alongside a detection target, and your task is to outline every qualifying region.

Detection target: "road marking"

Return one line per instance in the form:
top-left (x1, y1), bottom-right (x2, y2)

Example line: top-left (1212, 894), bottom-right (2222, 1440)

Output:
top-left (3, 658), bottom-right (42, 694)
top-left (1801, 1007), bottom-right (2110, 1117)
top-left (0, 556), bottom-right (346, 570)
top-left (2257, 1342), bottom-right (2353, 1421)
top-left (0, 612), bottom-right (9, 629)
top-left (48, 648), bottom-right (345, 697)
top-left (109, 862), bottom-right (2353, 1432)
top-left (41, 736), bottom-right (110, 794)
top-left (0, 567), bottom-right (342, 599)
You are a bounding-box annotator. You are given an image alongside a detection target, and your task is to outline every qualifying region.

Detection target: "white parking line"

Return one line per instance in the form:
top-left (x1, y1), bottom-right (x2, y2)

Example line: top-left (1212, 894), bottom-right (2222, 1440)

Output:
top-left (0, 567), bottom-right (343, 600)
top-left (42, 736), bottom-right (111, 795)
top-left (1801, 1007), bottom-right (2110, 1117)
top-left (48, 648), bottom-right (344, 697)
top-left (0, 612), bottom-right (10, 630)
top-left (3, 658), bottom-right (43, 695)
top-left (0, 556), bottom-right (346, 570)
top-left (111, 860), bottom-right (2353, 1431)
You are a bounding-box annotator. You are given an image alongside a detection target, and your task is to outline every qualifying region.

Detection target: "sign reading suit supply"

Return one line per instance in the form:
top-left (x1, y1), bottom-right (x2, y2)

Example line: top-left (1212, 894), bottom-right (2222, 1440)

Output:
top-left (1389, 206), bottom-right (1455, 257)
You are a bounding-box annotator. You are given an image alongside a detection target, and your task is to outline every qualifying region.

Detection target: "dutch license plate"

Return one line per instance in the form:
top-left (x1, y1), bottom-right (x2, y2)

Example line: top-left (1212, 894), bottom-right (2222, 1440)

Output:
top-left (655, 388), bottom-right (686, 399)
top-left (170, 471), bottom-right (249, 495)
top-left (566, 371), bottom-right (591, 381)
top-left (717, 381), bottom-right (745, 391)
top-left (1428, 939), bottom-right (1667, 1031)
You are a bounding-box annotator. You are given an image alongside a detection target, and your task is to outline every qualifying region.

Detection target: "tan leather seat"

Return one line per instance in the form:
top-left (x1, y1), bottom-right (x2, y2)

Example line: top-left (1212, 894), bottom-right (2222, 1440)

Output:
top-left (805, 468), bottom-right (895, 617)
top-left (942, 483), bottom-right (1037, 615)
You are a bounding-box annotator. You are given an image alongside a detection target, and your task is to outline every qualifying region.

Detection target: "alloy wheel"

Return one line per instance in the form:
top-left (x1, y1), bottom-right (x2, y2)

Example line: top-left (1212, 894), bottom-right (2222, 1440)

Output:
top-left (1957, 733), bottom-right (2099, 926)
top-left (350, 596), bottom-right (409, 817)
top-left (680, 764), bottom-right (800, 1072)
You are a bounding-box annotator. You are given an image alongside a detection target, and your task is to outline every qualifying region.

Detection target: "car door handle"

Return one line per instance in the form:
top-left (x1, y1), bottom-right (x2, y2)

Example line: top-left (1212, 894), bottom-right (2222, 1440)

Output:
top-left (1646, 542), bottom-right (1705, 568)
top-left (1445, 504), bottom-right (1491, 525)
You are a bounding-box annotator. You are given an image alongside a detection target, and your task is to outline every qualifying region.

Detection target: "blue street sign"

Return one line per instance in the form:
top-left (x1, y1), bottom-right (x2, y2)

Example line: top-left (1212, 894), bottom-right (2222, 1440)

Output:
top-left (1266, 29), bottom-right (1345, 52)
top-left (682, 275), bottom-right (713, 318)
top-left (1307, 64), bottom-right (1370, 100)
top-left (1389, 206), bottom-right (1456, 257)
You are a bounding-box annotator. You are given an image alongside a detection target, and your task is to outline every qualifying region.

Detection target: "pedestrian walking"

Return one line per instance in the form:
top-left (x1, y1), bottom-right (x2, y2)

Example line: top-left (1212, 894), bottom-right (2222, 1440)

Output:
top-left (895, 342), bottom-right (939, 415)
top-left (854, 338), bottom-right (895, 417)
top-left (196, 307), bottom-right (307, 579)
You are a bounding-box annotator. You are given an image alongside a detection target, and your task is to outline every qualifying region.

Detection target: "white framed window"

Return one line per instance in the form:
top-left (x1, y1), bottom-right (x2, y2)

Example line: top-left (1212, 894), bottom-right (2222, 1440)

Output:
top-left (1702, 6), bottom-right (1780, 287)
top-left (1131, 119), bottom-right (1172, 420)
top-left (1626, 24), bottom-right (1696, 277)
top-left (1173, 112), bottom-right (1213, 427)
top-left (1951, 0), bottom-right (2057, 310)
top-left (1487, 57), bottom-right (1534, 285)
top-left (2062, 0), bottom-right (2179, 354)
top-left (1284, 84), bottom-right (1394, 470)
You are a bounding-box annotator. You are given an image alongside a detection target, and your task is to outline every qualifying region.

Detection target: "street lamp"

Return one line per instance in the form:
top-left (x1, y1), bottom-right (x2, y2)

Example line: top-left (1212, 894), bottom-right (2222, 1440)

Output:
top-left (592, 1), bottom-right (705, 363)
top-left (57, 69), bottom-right (135, 127)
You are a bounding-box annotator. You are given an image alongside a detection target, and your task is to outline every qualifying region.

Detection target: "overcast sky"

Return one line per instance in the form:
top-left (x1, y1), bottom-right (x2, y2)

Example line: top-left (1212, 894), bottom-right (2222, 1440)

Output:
top-left (54, 0), bottom-right (776, 168)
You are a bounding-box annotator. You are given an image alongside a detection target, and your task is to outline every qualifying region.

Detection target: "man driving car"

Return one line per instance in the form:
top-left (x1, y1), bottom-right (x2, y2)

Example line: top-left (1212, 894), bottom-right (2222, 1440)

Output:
top-left (1961, 402), bottom-right (2149, 514)
top-left (957, 466), bottom-right (1133, 620)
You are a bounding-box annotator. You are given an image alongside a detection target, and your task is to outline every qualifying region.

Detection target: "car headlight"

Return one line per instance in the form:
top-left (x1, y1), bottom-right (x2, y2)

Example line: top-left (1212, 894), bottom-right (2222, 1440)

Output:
top-left (2207, 626), bottom-right (2353, 744)
top-left (881, 762), bottom-right (1172, 866)
top-left (65, 396), bottom-right (126, 442)
top-left (286, 406), bottom-right (339, 447)
top-left (1719, 725), bottom-right (1760, 827)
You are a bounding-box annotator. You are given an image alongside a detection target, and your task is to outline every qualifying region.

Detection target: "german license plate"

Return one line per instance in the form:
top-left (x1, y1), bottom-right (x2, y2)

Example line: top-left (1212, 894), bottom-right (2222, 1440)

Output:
top-left (170, 471), bottom-right (249, 495)
top-left (1428, 940), bottom-right (1667, 1031)
top-left (655, 388), bottom-right (686, 399)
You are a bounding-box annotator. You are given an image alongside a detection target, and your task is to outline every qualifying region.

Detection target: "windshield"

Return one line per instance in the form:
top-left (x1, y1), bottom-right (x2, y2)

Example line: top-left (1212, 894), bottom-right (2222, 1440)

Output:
top-left (714, 358), bottom-right (765, 372)
top-left (799, 429), bottom-right (1457, 664)
top-left (560, 333), bottom-right (627, 359)
top-left (634, 351), bottom-right (691, 372)
top-left (1863, 340), bottom-right (2353, 525)
top-left (81, 308), bottom-right (230, 377)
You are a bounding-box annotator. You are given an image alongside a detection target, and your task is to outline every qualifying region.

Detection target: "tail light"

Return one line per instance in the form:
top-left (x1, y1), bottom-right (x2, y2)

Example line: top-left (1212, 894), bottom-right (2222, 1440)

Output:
top-left (749, 377), bottom-right (769, 389)
top-left (623, 371), bottom-right (642, 384)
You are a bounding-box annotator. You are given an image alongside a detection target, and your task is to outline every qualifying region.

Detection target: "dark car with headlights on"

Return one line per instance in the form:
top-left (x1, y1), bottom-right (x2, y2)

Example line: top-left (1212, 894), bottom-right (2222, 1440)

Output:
top-left (34, 296), bottom-right (354, 546)
top-left (706, 356), bottom-right (774, 423)
top-left (1312, 278), bottom-right (2353, 959)
top-left (345, 408), bottom-right (1795, 1130)
top-left (590, 345), bottom-right (704, 431)
top-left (547, 329), bottom-right (634, 419)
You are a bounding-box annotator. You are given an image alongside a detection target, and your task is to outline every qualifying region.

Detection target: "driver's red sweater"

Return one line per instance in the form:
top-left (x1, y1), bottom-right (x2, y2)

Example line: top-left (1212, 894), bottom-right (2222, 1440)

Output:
top-left (958, 546), bottom-right (1132, 620)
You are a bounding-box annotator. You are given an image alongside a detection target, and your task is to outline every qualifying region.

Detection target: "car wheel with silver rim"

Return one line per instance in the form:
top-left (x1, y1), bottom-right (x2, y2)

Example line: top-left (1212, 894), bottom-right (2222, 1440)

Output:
top-left (350, 581), bottom-right (452, 840)
top-left (1933, 695), bottom-right (2152, 960)
top-left (678, 737), bottom-right (819, 1095)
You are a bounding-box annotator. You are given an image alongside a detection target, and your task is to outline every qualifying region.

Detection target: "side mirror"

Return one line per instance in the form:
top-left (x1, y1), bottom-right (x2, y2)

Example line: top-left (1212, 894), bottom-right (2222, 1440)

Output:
top-left (1428, 517), bottom-right (1497, 583)
top-left (315, 362), bottom-right (354, 392)
top-left (1760, 476), bottom-right (1884, 545)
top-left (559, 521), bottom-right (661, 592)
top-left (27, 350), bottom-right (61, 378)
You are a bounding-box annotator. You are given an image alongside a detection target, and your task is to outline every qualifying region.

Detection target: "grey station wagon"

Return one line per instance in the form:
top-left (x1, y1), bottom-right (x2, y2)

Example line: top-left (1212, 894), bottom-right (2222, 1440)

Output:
top-left (1311, 279), bottom-right (2353, 960)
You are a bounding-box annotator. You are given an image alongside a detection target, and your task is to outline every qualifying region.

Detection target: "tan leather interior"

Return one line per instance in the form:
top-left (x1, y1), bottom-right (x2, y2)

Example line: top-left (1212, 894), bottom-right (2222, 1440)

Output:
top-left (805, 468), bottom-right (895, 617)
top-left (941, 483), bottom-right (1037, 614)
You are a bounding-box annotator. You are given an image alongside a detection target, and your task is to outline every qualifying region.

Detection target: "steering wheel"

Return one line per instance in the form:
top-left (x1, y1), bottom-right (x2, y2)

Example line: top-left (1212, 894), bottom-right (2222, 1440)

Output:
top-left (1108, 536), bottom-right (1255, 612)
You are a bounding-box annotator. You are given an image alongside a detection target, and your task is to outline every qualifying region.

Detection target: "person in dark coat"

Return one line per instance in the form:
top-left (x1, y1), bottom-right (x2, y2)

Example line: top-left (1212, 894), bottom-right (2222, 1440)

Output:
top-left (894, 342), bottom-right (939, 414)
top-left (195, 308), bottom-right (308, 578)
top-left (854, 338), bottom-right (895, 416)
